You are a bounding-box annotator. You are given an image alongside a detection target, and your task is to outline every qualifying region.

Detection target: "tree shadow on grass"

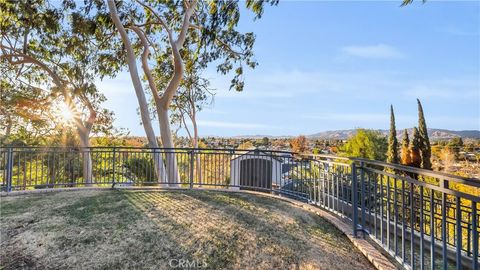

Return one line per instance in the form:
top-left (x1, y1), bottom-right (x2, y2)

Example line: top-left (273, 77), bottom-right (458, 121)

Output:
top-left (121, 190), bottom-right (373, 270)
top-left (0, 190), bottom-right (374, 270)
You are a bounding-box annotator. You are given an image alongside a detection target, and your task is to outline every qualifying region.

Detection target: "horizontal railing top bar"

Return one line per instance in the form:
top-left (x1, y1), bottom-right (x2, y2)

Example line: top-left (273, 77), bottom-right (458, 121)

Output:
top-left (301, 154), bottom-right (351, 161)
top-left (0, 146), bottom-right (295, 155)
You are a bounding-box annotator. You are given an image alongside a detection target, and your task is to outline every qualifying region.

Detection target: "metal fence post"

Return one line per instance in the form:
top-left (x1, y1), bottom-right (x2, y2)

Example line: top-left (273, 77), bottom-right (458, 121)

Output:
top-left (352, 162), bottom-right (358, 237)
top-left (360, 161), bottom-right (366, 236)
top-left (111, 147), bottom-right (116, 188)
top-left (189, 150), bottom-right (194, 189)
top-left (6, 147), bottom-right (13, 192)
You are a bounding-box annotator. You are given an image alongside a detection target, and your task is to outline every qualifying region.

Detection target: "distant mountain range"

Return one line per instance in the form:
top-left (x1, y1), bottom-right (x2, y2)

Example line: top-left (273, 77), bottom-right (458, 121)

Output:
top-left (307, 129), bottom-right (480, 140)
top-left (231, 129), bottom-right (480, 140)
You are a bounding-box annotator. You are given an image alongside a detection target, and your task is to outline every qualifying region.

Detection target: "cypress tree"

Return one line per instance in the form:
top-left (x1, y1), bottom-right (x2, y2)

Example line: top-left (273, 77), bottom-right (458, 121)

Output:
top-left (417, 99), bottom-right (432, 169)
top-left (401, 129), bottom-right (412, 166)
top-left (410, 127), bottom-right (422, 168)
top-left (387, 105), bottom-right (399, 164)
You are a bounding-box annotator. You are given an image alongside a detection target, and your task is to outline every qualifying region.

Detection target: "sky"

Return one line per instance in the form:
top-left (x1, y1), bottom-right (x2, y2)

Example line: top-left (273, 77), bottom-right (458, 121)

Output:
top-left (97, 1), bottom-right (480, 137)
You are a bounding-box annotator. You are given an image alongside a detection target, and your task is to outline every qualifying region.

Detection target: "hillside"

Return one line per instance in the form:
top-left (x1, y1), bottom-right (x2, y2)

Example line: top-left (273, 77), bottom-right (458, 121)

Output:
top-left (308, 129), bottom-right (480, 140)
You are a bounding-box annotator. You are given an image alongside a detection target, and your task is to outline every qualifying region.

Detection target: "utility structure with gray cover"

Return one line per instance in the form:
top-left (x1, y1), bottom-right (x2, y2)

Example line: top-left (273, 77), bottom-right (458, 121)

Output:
top-left (230, 150), bottom-right (283, 189)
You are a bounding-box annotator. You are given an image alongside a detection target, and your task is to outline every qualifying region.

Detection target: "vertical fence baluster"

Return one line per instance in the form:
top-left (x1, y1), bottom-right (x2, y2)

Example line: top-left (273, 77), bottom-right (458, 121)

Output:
top-left (380, 175), bottom-right (384, 245)
top-left (430, 190), bottom-right (435, 270)
top-left (455, 197), bottom-right (462, 270)
top-left (6, 147), bottom-right (13, 192)
top-left (360, 162), bottom-right (365, 235)
top-left (420, 185), bottom-right (425, 270)
top-left (472, 201), bottom-right (478, 270)
top-left (410, 182), bottom-right (415, 269)
top-left (374, 172), bottom-right (378, 239)
top-left (387, 176), bottom-right (392, 251)
top-left (441, 179), bottom-right (448, 270)
top-left (189, 150), bottom-right (194, 189)
top-left (352, 162), bottom-right (358, 237)
top-left (394, 177), bottom-right (398, 255)
top-left (112, 148), bottom-right (116, 187)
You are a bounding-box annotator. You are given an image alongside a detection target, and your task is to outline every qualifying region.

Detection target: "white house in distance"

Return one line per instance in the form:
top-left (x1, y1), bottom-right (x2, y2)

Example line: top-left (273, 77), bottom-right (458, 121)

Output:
top-left (230, 150), bottom-right (283, 190)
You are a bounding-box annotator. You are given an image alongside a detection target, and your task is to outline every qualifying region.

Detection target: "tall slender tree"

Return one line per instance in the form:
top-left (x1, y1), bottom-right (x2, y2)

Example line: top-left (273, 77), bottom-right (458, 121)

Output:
top-left (387, 105), bottom-right (399, 164)
top-left (410, 127), bottom-right (422, 168)
top-left (400, 129), bottom-right (412, 166)
top-left (417, 99), bottom-right (432, 169)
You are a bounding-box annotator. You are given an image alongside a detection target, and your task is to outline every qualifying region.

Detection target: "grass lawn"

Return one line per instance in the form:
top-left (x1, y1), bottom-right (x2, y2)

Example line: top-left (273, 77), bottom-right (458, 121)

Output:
top-left (0, 189), bottom-right (374, 269)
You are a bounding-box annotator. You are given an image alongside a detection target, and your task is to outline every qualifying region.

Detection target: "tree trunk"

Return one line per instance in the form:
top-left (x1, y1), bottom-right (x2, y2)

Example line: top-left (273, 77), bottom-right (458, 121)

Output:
top-left (79, 133), bottom-right (93, 186)
top-left (157, 106), bottom-right (180, 186)
top-left (107, 0), bottom-right (166, 183)
top-left (191, 115), bottom-right (202, 184)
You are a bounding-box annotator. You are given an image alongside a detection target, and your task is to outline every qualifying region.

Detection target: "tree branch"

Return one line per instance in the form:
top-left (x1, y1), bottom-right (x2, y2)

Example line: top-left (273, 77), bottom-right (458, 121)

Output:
top-left (0, 51), bottom-right (66, 91)
top-left (135, 0), bottom-right (172, 35)
top-left (175, 0), bottom-right (197, 48)
top-left (189, 24), bottom-right (244, 57)
top-left (129, 25), bottom-right (161, 102)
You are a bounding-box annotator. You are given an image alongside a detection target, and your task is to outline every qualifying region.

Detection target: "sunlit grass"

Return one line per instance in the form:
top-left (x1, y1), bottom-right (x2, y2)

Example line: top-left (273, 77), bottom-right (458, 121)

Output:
top-left (0, 190), bottom-right (374, 269)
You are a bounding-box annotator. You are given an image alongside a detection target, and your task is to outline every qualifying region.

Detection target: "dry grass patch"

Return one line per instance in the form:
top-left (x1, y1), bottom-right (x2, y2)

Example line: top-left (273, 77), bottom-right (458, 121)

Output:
top-left (0, 189), bottom-right (374, 269)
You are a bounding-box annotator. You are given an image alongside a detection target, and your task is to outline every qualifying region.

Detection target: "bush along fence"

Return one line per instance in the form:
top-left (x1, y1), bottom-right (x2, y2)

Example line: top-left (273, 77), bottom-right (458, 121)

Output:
top-left (0, 146), bottom-right (478, 270)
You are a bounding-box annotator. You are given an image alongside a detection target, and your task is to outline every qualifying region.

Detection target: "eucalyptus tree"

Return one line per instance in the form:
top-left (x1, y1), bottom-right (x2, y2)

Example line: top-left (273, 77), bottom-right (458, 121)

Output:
top-left (170, 63), bottom-right (214, 183)
top-left (170, 62), bottom-right (214, 151)
top-left (1, 0), bottom-right (120, 184)
top-left (107, 0), bottom-right (277, 185)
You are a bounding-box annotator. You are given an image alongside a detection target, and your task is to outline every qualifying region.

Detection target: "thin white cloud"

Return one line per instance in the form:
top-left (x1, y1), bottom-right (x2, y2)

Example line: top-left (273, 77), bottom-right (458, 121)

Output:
top-left (440, 25), bottom-right (479, 36)
top-left (303, 113), bottom-right (389, 122)
top-left (404, 78), bottom-right (479, 99)
top-left (96, 72), bottom-right (134, 94)
top-left (206, 69), bottom-right (479, 104)
top-left (208, 69), bottom-right (404, 101)
top-left (302, 113), bottom-right (417, 126)
top-left (342, 44), bottom-right (405, 59)
top-left (196, 120), bottom-right (274, 129)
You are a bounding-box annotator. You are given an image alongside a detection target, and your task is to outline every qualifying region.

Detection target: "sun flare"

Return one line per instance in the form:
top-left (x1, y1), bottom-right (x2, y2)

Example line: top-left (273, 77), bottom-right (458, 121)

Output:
top-left (58, 102), bottom-right (75, 123)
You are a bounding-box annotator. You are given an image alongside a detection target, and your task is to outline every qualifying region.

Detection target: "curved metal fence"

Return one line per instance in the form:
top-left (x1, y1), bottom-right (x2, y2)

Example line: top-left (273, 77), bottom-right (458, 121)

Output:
top-left (0, 146), bottom-right (478, 270)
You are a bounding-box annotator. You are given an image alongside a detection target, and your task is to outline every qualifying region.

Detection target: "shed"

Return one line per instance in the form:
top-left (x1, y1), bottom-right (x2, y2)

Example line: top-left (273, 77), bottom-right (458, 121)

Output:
top-left (230, 150), bottom-right (283, 190)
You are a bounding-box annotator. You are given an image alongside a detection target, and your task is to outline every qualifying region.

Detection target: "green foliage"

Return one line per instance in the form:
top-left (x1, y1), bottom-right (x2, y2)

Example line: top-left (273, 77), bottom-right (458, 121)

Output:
top-left (387, 105), bottom-right (399, 164)
top-left (340, 129), bottom-right (388, 161)
top-left (448, 137), bottom-right (464, 147)
top-left (417, 99), bottom-right (432, 169)
top-left (400, 129), bottom-right (412, 165)
top-left (123, 157), bottom-right (157, 182)
top-left (113, 0), bottom-right (277, 93)
top-left (260, 137), bottom-right (270, 147)
top-left (410, 127), bottom-right (422, 168)
top-left (1, 0), bottom-right (123, 143)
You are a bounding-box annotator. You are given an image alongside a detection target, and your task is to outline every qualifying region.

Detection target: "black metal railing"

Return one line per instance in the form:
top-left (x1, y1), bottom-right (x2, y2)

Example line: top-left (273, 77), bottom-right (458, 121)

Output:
top-left (0, 146), bottom-right (478, 270)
